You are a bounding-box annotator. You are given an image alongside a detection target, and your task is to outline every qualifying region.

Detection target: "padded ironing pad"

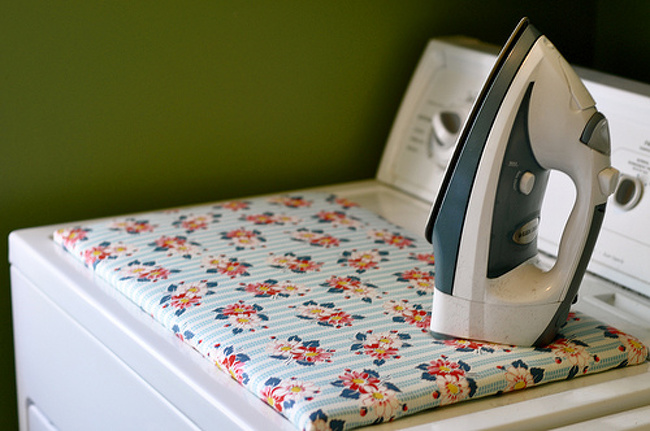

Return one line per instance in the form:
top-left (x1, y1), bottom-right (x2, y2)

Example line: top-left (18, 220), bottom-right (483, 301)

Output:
top-left (53, 192), bottom-right (647, 430)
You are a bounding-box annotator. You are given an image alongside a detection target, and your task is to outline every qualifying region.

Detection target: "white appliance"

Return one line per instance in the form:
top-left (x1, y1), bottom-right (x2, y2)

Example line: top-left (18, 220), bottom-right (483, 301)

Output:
top-left (10, 37), bottom-right (650, 431)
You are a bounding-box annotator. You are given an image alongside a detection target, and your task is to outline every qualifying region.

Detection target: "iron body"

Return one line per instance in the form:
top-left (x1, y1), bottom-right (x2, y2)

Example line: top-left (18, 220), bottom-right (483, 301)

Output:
top-left (425, 18), bottom-right (619, 346)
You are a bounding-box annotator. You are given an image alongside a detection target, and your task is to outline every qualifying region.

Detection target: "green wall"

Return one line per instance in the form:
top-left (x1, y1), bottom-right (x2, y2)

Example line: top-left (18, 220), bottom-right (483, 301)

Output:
top-left (1, 1), bottom-right (648, 428)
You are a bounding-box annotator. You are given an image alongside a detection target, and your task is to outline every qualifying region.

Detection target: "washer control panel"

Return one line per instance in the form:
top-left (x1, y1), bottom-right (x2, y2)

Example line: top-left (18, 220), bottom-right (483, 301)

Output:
top-left (376, 38), bottom-right (496, 202)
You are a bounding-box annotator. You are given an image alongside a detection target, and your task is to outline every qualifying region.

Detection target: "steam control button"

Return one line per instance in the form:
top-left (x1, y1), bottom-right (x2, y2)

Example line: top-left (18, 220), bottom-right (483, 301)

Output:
top-left (597, 167), bottom-right (620, 196)
top-left (518, 171), bottom-right (536, 195)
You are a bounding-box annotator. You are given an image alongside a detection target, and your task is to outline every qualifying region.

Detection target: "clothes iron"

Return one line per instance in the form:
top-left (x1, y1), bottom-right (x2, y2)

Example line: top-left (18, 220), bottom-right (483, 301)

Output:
top-left (425, 18), bottom-right (620, 346)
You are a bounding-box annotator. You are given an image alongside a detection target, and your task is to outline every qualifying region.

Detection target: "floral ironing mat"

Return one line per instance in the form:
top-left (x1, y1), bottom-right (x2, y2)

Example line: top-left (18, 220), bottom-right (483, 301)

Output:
top-left (53, 192), bottom-right (648, 431)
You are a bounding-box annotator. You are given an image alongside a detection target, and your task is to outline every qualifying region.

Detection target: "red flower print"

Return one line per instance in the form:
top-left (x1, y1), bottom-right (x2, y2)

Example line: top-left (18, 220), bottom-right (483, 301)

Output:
top-left (395, 269), bottom-right (435, 295)
top-left (276, 282), bottom-right (308, 296)
top-left (243, 213), bottom-right (299, 225)
top-left (435, 374), bottom-right (472, 405)
top-left (296, 301), bottom-right (363, 328)
top-left (202, 255), bottom-right (252, 278)
top-left (55, 227), bottom-right (89, 248)
top-left (312, 235), bottom-right (341, 247)
top-left (268, 338), bottom-right (303, 357)
top-left (170, 292), bottom-right (202, 310)
top-left (325, 276), bottom-right (363, 291)
top-left (359, 386), bottom-right (401, 420)
top-left (504, 365), bottom-right (535, 391)
top-left (338, 370), bottom-right (381, 393)
top-left (261, 386), bottom-right (286, 412)
top-left (259, 377), bottom-right (320, 414)
top-left (338, 249), bottom-right (388, 273)
top-left (269, 253), bottom-right (323, 273)
top-left (221, 228), bottom-right (265, 250)
top-left (353, 331), bottom-right (410, 366)
top-left (620, 334), bottom-right (648, 365)
top-left (118, 261), bottom-right (178, 282)
top-left (292, 229), bottom-right (344, 248)
top-left (267, 336), bottom-right (334, 366)
top-left (217, 201), bottom-right (250, 211)
top-left (119, 263), bottom-right (149, 278)
top-left (383, 300), bottom-right (432, 333)
top-left (281, 197), bottom-right (312, 208)
top-left (363, 343), bottom-right (399, 360)
top-left (155, 236), bottom-right (186, 249)
top-left (220, 261), bottom-right (250, 277)
top-left (368, 229), bottom-right (415, 249)
top-left (83, 245), bottom-right (110, 266)
top-left (382, 300), bottom-right (409, 315)
top-left (128, 222), bottom-right (155, 234)
top-left (214, 301), bottom-right (268, 334)
top-left (324, 275), bottom-right (383, 302)
top-left (318, 311), bottom-right (355, 328)
top-left (314, 211), bottom-right (360, 229)
top-left (273, 214), bottom-right (300, 224)
top-left (348, 257), bottom-right (379, 272)
top-left (227, 229), bottom-right (253, 239)
top-left (217, 354), bottom-right (247, 384)
top-left (142, 266), bottom-right (172, 281)
top-left (397, 269), bottom-right (431, 281)
top-left (425, 359), bottom-right (466, 378)
top-left (220, 302), bottom-right (257, 317)
top-left (244, 213), bottom-right (277, 225)
top-left (151, 236), bottom-right (202, 258)
top-left (267, 254), bottom-right (296, 268)
top-left (109, 220), bottom-right (156, 234)
top-left (288, 258), bottom-right (323, 273)
top-left (316, 211), bottom-right (346, 223)
top-left (229, 313), bottom-right (262, 330)
top-left (239, 279), bottom-right (308, 299)
top-left (268, 196), bottom-right (312, 208)
top-left (549, 339), bottom-right (591, 371)
top-left (173, 214), bottom-right (216, 233)
top-left (328, 196), bottom-right (359, 209)
top-left (496, 360), bottom-right (544, 393)
top-left (209, 345), bottom-right (250, 385)
top-left (333, 369), bottom-right (404, 419)
top-left (411, 252), bottom-right (435, 265)
top-left (433, 337), bottom-right (506, 354)
top-left (365, 332), bottom-right (406, 348)
top-left (402, 308), bottom-right (430, 329)
top-left (182, 218), bottom-right (208, 231)
top-left (440, 339), bottom-right (488, 351)
top-left (387, 235), bottom-right (413, 248)
top-left (243, 281), bottom-right (282, 297)
top-left (274, 378), bottom-right (319, 401)
top-left (291, 345), bottom-right (333, 364)
top-left (161, 281), bottom-right (215, 315)
top-left (297, 303), bottom-right (331, 319)
top-left (107, 243), bottom-right (135, 256)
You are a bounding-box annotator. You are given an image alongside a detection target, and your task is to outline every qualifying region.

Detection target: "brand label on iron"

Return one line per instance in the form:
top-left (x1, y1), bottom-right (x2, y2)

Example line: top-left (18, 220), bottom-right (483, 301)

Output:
top-left (513, 217), bottom-right (539, 245)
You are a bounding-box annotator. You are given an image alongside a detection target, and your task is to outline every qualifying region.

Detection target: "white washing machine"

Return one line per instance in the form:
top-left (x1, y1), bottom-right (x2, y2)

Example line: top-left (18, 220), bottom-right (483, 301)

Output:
top-left (10, 38), bottom-right (650, 430)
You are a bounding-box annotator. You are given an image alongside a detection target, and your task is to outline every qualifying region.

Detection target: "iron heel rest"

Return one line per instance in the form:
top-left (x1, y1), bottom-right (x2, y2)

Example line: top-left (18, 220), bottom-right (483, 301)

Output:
top-left (425, 18), bottom-right (619, 346)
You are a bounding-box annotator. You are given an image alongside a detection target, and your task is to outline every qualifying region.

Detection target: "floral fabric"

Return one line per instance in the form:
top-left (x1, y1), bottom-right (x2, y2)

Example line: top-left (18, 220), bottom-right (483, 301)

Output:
top-left (53, 193), bottom-right (648, 431)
